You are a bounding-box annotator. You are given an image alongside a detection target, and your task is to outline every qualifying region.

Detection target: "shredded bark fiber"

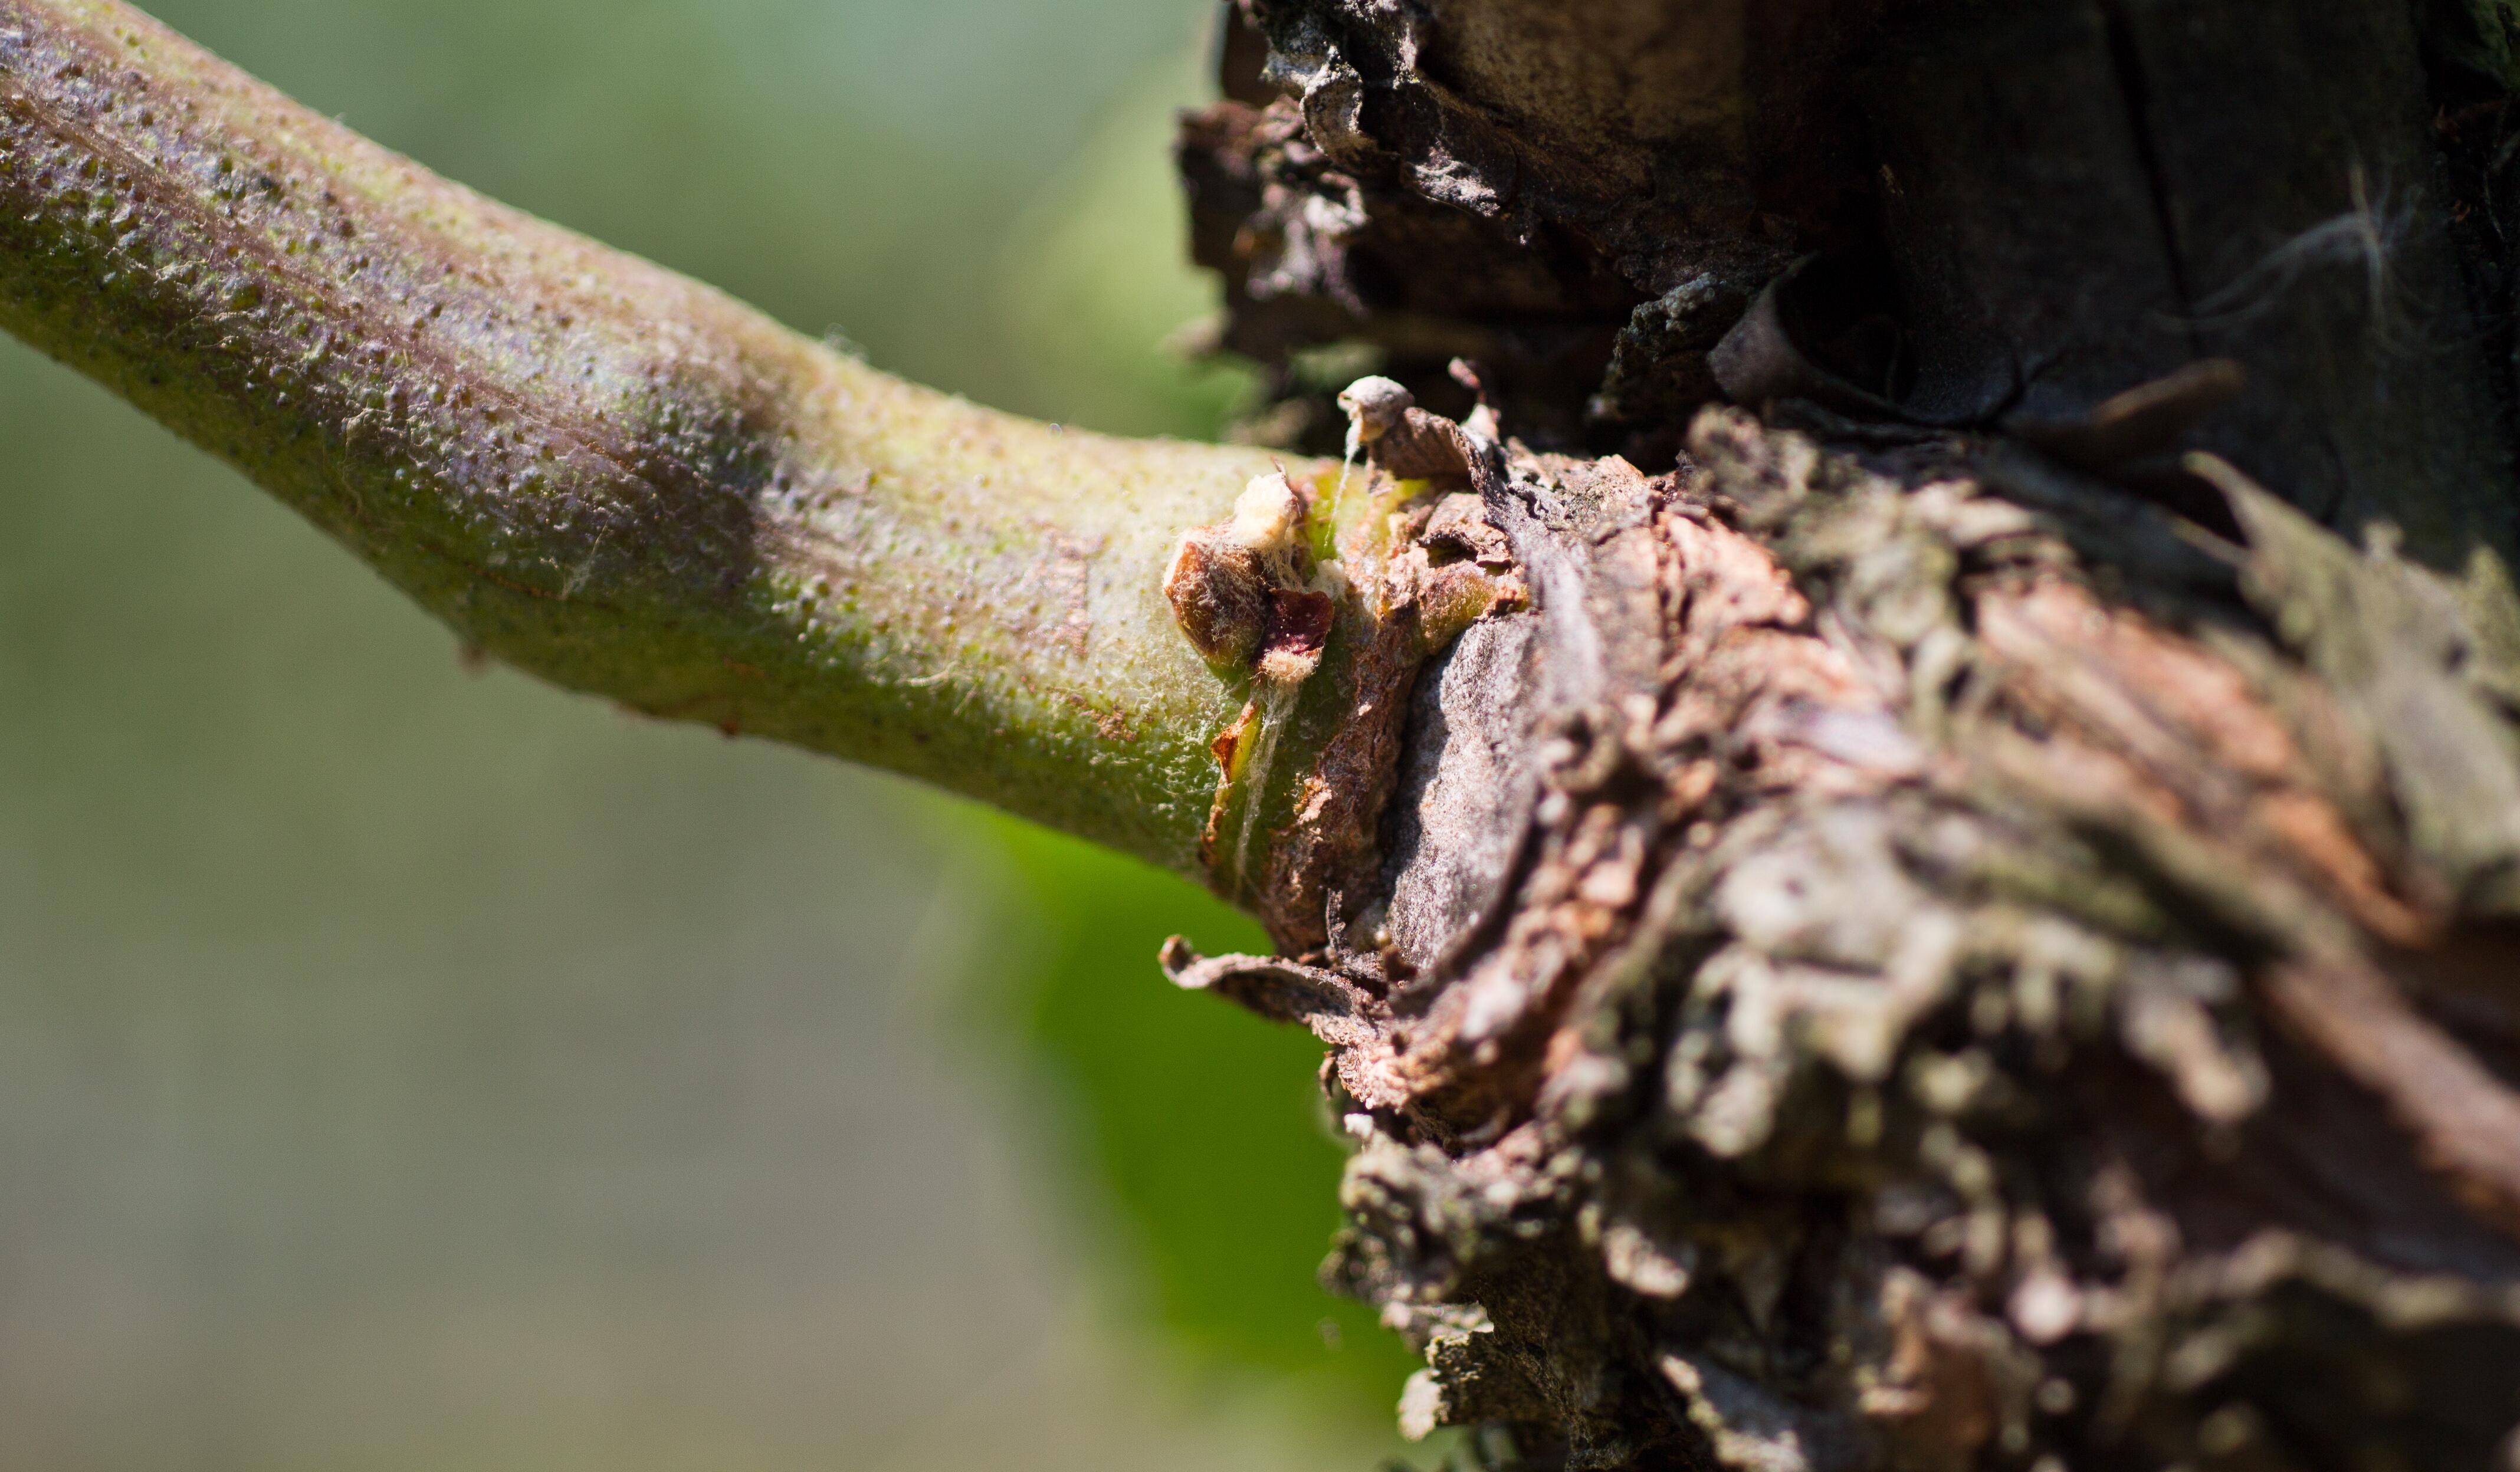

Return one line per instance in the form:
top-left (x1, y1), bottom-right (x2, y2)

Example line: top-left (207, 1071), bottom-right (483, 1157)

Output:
top-left (1157, 2), bottom-right (2520, 1467)
top-left (1166, 401), bottom-right (2520, 1470)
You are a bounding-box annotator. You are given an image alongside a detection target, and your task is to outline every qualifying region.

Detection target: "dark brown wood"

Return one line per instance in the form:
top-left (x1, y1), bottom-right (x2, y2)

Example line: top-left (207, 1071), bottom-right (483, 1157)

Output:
top-left (1177, 5), bottom-right (2520, 1470)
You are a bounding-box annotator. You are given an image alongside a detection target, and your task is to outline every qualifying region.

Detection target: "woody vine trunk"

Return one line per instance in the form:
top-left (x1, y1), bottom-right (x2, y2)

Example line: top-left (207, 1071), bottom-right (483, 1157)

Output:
top-left (15, 0), bottom-right (2520, 1468)
top-left (1169, 2), bottom-right (2520, 1469)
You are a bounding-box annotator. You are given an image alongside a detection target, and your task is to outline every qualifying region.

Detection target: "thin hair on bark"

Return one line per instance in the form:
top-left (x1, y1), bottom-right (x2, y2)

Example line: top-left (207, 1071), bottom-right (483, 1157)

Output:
top-left (2184, 162), bottom-right (2429, 351)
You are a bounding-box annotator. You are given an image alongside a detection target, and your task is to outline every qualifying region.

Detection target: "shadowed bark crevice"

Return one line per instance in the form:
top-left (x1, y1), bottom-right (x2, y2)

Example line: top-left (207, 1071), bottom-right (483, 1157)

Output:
top-left (1173, 395), bottom-right (2520, 1471)
top-left (1161, 9), bottom-right (2520, 1466)
top-left (1187, 0), bottom-right (2520, 570)
top-left (17, 1), bottom-right (2520, 1467)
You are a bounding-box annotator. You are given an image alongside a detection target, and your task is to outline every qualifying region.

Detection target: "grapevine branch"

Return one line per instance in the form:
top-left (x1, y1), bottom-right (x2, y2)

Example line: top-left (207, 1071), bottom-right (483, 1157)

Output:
top-left (0, 0), bottom-right (1318, 879)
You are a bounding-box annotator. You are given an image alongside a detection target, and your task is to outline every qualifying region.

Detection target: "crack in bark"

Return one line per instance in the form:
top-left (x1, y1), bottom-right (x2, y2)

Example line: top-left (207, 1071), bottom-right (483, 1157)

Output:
top-left (1177, 395), bottom-right (2520, 1470)
top-left (2096, 0), bottom-right (2201, 336)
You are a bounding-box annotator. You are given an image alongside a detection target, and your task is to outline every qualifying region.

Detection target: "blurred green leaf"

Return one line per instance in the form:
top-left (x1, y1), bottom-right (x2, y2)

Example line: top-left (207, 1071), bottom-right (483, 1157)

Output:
top-left (1001, 53), bottom-right (1260, 440)
top-left (969, 816), bottom-right (1416, 1421)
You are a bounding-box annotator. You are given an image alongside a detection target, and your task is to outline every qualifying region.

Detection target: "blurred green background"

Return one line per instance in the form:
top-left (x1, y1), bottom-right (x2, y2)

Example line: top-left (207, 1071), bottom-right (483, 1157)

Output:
top-left (0, 1), bottom-right (1424, 1467)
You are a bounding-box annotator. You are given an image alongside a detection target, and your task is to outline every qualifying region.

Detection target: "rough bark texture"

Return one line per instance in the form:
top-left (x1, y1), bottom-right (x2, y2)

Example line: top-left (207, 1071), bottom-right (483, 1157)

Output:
top-left (1162, 1), bottom-right (2520, 1468)
top-left (1182, 406), bottom-right (2520, 1471)
top-left (19, 0), bottom-right (2520, 1467)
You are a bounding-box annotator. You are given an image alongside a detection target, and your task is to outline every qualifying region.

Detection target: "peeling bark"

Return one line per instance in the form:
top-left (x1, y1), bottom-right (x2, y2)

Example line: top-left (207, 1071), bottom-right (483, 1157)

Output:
top-left (1163, 3), bottom-right (2520, 1468)
top-left (1172, 402), bottom-right (2520, 1471)
top-left (15, 0), bottom-right (2520, 1467)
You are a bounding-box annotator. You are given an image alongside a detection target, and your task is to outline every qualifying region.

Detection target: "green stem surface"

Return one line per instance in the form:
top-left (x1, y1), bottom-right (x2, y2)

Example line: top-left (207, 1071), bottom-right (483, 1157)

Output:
top-left (0, 0), bottom-right (1310, 878)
